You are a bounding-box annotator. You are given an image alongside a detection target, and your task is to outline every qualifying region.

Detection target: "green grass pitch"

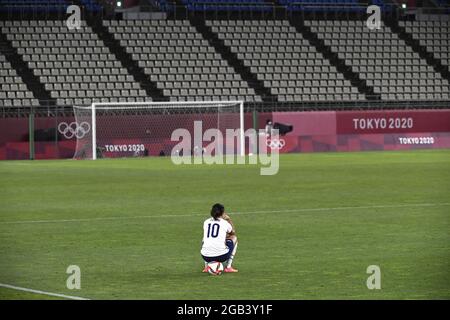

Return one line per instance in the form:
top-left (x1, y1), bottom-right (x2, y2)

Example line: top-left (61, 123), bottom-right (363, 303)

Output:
top-left (0, 150), bottom-right (449, 299)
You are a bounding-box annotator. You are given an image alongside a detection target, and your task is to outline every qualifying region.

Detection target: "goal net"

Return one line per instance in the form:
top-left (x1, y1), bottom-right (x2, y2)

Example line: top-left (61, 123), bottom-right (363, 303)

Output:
top-left (72, 101), bottom-right (244, 160)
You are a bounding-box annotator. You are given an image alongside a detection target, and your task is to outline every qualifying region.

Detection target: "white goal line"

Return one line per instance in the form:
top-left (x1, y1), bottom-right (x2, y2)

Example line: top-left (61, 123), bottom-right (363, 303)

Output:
top-left (0, 202), bottom-right (448, 225)
top-left (0, 283), bottom-right (90, 300)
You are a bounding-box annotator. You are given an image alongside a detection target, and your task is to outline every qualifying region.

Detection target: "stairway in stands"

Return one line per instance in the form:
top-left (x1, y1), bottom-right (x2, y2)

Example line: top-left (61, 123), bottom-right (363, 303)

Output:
top-left (385, 19), bottom-right (450, 82)
top-left (278, 0), bottom-right (380, 100)
top-left (72, 0), bottom-right (168, 101)
top-left (189, 18), bottom-right (278, 103)
top-left (85, 17), bottom-right (169, 101)
top-left (0, 31), bottom-right (54, 106)
top-left (178, 0), bottom-right (380, 102)
top-left (289, 18), bottom-right (381, 101)
top-left (172, 0), bottom-right (277, 102)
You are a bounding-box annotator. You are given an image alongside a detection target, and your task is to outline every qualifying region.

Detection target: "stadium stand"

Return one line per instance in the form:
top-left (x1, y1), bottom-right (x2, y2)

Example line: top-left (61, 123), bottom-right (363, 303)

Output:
top-left (0, 0), bottom-right (102, 13)
top-left (0, 52), bottom-right (40, 107)
top-left (152, 0), bottom-right (175, 12)
top-left (206, 19), bottom-right (364, 102)
top-left (279, 0), bottom-right (366, 12)
top-left (158, 0), bottom-right (395, 13)
top-left (152, 0), bottom-right (398, 13)
top-left (0, 0), bottom-right (69, 13)
top-left (0, 1), bottom-right (449, 109)
top-left (181, 0), bottom-right (273, 12)
top-left (104, 19), bottom-right (261, 102)
top-left (434, 0), bottom-right (450, 13)
top-left (309, 19), bottom-right (450, 101)
top-left (399, 20), bottom-right (450, 73)
top-left (0, 20), bottom-right (148, 107)
top-left (78, 0), bottom-right (103, 12)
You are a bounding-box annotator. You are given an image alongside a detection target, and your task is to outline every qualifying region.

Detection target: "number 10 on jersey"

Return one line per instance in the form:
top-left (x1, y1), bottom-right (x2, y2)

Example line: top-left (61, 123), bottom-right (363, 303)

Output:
top-left (207, 223), bottom-right (220, 238)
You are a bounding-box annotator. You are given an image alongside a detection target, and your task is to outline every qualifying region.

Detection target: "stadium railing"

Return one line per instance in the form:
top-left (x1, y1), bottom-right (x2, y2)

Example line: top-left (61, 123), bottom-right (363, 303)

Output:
top-left (2, 97), bottom-right (450, 120)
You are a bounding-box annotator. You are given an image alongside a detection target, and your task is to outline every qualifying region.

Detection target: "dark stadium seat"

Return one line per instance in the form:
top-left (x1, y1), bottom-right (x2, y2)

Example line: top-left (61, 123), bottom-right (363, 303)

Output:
top-left (181, 0), bottom-right (272, 12)
top-left (156, 0), bottom-right (398, 13)
top-left (278, 0), bottom-right (397, 12)
top-left (279, 0), bottom-right (364, 12)
top-left (435, 0), bottom-right (450, 13)
top-left (0, 0), bottom-right (102, 13)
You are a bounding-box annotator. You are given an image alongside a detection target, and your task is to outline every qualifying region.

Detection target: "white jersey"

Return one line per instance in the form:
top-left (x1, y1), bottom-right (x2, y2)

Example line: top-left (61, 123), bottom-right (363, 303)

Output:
top-left (200, 217), bottom-right (233, 257)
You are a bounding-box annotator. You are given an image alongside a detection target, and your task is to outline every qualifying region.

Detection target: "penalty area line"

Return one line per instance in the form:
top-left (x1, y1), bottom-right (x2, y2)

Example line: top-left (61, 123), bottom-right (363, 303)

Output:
top-left (0, 202), bottom-right (449, 225)
top-left (0, 283), bottom-right (90, 300)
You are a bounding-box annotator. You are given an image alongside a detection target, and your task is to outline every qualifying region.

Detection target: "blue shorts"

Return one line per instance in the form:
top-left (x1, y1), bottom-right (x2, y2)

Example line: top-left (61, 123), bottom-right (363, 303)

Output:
top-left (202, 240), bottom-right (234, 263)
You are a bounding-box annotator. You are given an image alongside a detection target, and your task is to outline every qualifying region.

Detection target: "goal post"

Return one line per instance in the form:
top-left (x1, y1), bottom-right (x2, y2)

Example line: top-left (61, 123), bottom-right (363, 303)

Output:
top-left (73, 101), bottom-right (245, 160)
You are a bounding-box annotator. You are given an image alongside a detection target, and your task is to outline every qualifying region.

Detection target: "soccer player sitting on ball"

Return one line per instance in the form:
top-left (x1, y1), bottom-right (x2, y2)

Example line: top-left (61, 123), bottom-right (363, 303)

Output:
top-left (201, 203), bottom-right (238, 273)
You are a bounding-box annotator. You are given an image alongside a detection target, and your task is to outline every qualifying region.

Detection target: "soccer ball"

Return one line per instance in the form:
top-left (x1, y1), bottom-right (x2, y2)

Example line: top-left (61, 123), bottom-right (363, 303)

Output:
top-left (207, 261), bottom-right (224, 275)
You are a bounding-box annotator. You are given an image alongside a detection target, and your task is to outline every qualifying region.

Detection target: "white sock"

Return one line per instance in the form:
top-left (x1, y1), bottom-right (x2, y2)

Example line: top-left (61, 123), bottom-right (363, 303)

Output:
top-left (227, 243), bottom-right (238, 268)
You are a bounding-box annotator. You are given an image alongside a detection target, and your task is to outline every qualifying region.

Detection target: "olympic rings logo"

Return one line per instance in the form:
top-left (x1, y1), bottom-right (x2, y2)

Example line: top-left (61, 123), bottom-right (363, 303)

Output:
top-left (58, 122), bottom-right (91, 139)
top-left (266, 138), bottom-right (285, 150)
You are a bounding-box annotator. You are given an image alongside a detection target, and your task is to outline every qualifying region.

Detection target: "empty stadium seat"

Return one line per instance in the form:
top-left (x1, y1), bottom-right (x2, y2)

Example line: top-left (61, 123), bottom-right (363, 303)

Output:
top-left (0, 16), bottom-right (448, 109)
top-left (278, 0), bottom-right (366, 12)
top-left (181, 0), bottom-right (272, 12)
top-left (309, 20), bottom-right (450, 101)
top-left (1, 20), bottom-right (148, 107)
top-left (207, 19), bottom-right (363, 102)
top-left (399, 20), bottom-right (450, 74)
top-left (105, 19), bottom-right (261, 102)
top-left (0, 53), bottom-right (39, 107)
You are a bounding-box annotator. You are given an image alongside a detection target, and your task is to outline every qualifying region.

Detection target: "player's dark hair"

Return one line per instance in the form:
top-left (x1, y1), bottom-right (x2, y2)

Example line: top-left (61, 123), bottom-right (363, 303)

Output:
top-left (211, 203), bottom-right (224, 220)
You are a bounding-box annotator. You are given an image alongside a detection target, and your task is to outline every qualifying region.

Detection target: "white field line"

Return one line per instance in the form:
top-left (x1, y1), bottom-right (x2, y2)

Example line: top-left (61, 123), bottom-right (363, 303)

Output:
top-left (0, 283), bottom-right (90, 300)
top-left (0, 202), bottom-right (449, 225)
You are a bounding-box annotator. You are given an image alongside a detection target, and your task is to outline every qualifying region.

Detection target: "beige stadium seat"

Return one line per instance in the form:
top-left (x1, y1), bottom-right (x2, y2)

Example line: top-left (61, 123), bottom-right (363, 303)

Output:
top-left (0, 53), bottom-right (39, 107)
top-left (103, 19), bottom-right (260, 102)
top-left (400, 20), bottom-right (450, 74)
top-left (2, 20), bottom-right (150, 107)
top-left (311, 20), bottom-right (449, 101)
top-left (207, 19), bottom-right (358, 102)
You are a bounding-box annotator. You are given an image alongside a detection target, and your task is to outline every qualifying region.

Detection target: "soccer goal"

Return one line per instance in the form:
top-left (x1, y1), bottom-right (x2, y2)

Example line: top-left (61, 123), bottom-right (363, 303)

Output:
top-left (73, 101), bottom-right (245, 160)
